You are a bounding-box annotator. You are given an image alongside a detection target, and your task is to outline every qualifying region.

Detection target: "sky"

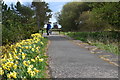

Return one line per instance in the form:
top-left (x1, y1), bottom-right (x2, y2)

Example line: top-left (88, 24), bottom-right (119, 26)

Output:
top-left (3, 0), bottom-right (70, 28)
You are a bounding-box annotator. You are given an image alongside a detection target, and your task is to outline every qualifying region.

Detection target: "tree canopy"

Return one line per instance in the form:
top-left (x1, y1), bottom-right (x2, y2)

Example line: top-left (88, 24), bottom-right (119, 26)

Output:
top-left (57, 2), bottom-right (120, 31)
top-left (2, 1), bottom-right (52, 45)
top-left (32, 0), bottom-right (52, 29)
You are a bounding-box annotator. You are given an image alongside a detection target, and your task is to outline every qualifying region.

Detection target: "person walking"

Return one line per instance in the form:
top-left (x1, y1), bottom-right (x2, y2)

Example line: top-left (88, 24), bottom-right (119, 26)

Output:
top-left (46, 22), bottom-right (51, 36)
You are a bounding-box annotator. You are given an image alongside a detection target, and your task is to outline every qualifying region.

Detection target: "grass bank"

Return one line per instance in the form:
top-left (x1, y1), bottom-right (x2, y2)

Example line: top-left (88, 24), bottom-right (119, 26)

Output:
top-left (62, 31), bottom-right (119, 55)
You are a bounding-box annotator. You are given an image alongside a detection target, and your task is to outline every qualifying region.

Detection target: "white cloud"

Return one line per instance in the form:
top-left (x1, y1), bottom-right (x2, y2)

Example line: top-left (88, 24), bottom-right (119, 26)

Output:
top-left (3, 0), bottom-right (33, 3)
top-left (3, 0), bottom-right (72, 3)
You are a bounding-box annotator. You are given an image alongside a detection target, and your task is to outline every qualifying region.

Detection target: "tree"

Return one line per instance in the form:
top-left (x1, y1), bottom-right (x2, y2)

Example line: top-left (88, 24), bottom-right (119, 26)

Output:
top-left (89, 2), bottom-right (120, 30)
top-left (2, 1), bottom-right (38, 45)
top-left (15, 1), bottom-right (34, 23)
top-left (57, 2), bottom-right (91, 31)
top-left (32, 0), bottom-right (52, 30)
top-left (58, 2), bottom-right (120, 31)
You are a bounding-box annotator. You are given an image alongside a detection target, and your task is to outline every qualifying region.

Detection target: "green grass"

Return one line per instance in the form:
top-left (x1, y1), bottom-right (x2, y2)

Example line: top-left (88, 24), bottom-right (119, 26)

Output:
top-left (90, 41), bottom-right (119, 55)
top-left (62, 31), bottom-right (119, 55)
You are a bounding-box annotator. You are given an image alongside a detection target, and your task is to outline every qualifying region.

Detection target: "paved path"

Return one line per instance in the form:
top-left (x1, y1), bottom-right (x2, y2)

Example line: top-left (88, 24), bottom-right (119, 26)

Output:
top-left (47, 34), bottom-right (118, 78)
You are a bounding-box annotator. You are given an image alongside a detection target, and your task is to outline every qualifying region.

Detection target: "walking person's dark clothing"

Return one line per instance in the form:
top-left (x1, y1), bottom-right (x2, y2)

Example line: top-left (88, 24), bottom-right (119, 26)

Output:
top-left (46, 22), bottom-right (51, 35)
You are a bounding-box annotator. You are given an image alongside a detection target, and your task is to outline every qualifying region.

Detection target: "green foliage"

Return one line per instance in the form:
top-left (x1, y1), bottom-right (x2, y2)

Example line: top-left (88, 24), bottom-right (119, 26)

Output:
top-left (32, 1), bottom-right (52, 29)
top-left (57, 2), bottom-right (120, 31)
top-left (90, 2), bottom-right (120, 29)
top-left (58, 2), bottom-right (91, 31)
top-left (2, 1), bottom-right (52, 45)
top-left (2, 1), bottom-right (51, 45)
top-left (2, 1), bottom-right (38, 45)
top-left (15, 2), bottom-right (34, 21)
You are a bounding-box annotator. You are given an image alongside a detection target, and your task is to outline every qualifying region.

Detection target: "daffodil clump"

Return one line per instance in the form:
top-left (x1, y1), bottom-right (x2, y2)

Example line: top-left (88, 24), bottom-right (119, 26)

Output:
top-left (0, 33), bottom-right (48, 79)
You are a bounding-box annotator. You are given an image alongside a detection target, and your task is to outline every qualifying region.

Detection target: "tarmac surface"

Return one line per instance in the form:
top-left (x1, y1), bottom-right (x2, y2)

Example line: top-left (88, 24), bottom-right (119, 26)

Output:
top-left (46, 33), bottom-right (118, 78)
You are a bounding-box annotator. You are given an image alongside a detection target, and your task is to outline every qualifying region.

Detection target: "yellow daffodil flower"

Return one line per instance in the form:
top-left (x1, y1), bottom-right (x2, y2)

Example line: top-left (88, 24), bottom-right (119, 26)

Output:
top-left (25, 46), bottom-right (29, 49)
top-left (14, 49), bottom-right (17, 53)
top-left (0, 67), bottom-right (4, 75)
top-left (29, 65), bottom-right (33, 68)
top-left (30, 71), bottom-right (36, 77)
top-left (34, 68), bottom-right (39, 73)
top-left (19, 49), bottom-right (22, 53)
top-left (27, 60), bottom-right (31, 64)
top-left (0, 58), bottom-right (6, 63)
top-left (23, 61), bottom-right (28, 66)
top-left (15, 61), bottom-right (18, 64)
top-left (22, 53), bottom-right (27, 59)
top-left (40, 42), bottom-right (44, 45)
top-left (13, 64), bottom-right (17, 69)
top-left (39, 58), bottom-right (44, 62)
top-left (31, 59), bottom-right (35, 62)
top-left (32, 48), bottom-right (35, 52)
top-left (7, 71), bottom-right (17, 78)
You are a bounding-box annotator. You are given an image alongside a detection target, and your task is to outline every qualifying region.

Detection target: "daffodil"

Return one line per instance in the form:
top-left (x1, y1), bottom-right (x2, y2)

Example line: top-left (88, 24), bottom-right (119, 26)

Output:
top-left (40, 42), bottom-right (44, 45)
top-left (25, 46), bottom-right (29, 49)
top-left (27, 67), bottom-right (32, 74)
top-left (7, 71), bottom-right (17, 78)
top-left (7, 73), bottom-right (11, 78)
top-left (3, 54), bottom-right (7, 59)
top-left (0, 67), bottom-right (4, 75)
top-left (16, 43), bottom-right (21, 47)
top-left (31, 59), bottom-right (35, 62)
top-left (36, 47), bottom-right (39, 51)
top-left (8, 53), bottom-right (13, 59)
top-left (27, 60), bottom-right (31, 64)
top-left (19, 49), bottom-right (22, 53)
top-left (18, 53), bottom-right (21, 55)
top-left (39, 58), bottom-right (44, 62)
top-left (5, 61), bottom-right (14, 68)
top-left (14, 49), bottom-right (17, 53)
top-left (35, 56), bottom-right (40, 60)
top-left (15, 61), bottom-right (18, 64)
top-left (13, 53), bottom-right (19, 59)
top-left (32, 48), bottom-right (35, 52)
top-left (33, 45), bottom-right (36, 48)
top-left (34, 68), bottom-right (39, 73)
top-left (23, 61), bottom-right (28, 66)
top-left (2, 64), bottom-right (10, 71)
top-left (30, 71), bottom-right (36, 77)
top-left (29, 65), bottom-right (33, 68)
top-left (7, 58), bottom-right (14, 62)
top-left (13, 64), bottom-right (17, 69)
top-left (22, 53), bottom-right (26, 59)
top-left (0, 58), bottom-right (6, 63)
top-left (22, 55), bottom-right (26, 59)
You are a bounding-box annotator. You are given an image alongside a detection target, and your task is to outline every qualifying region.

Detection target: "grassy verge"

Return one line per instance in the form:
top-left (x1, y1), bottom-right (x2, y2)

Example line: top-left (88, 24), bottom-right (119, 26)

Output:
top-left (62, 32), bottom-right (119, 55)
top-left (0, 33), bottom-right (49, 79)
